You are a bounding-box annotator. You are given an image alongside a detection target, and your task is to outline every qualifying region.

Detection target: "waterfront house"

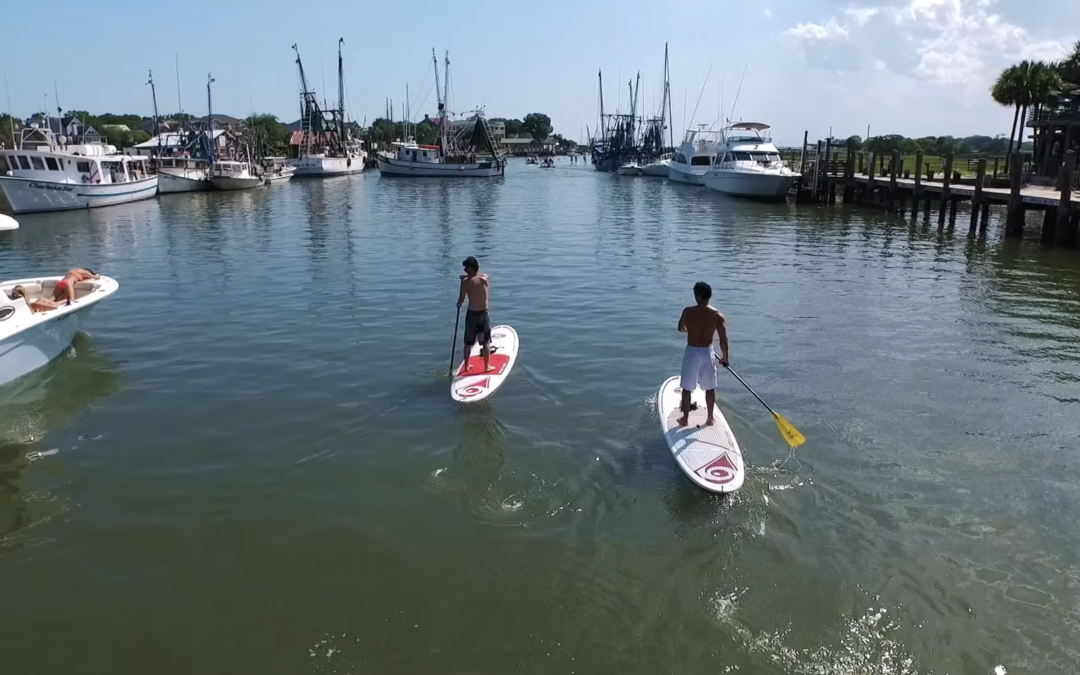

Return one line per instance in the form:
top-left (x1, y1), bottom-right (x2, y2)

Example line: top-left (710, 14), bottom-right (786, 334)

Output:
top-left (23, 114), bottom-right (104, 144)
top-left (500, 137), bottom-right (537, 156)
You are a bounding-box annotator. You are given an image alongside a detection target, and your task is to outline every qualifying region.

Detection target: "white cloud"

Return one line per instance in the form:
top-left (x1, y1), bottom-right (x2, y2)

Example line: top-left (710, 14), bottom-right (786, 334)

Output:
top-left (844, 7), bottom-right (879, 27)
top-left (785, 18), bottom-right (849, 42)
top-left (785, 0), bottom-right (1069, 89)
top-left (764, 8), bottom-right (772, 19)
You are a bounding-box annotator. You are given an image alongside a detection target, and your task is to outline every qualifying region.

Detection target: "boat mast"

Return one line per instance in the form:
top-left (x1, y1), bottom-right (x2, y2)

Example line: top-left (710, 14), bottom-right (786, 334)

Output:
top-left (662, 43), bottom-right (673, 149)
top-left (148, 70), bottom-right (160, 156)
top-left (443, 50), bottom-right (451, 151)
top-left (337, 37), bottom-right (346, 153)
top-left (432, 48), bottom-right (447, 153)
top-left (174, 53), bottom-right (183, 115)
top-left (3, 76), bottom-right (16, 149)
top-left (206, 73), bottom-right (215, 162)
top-left (293, 44), bottom-right (315, 158)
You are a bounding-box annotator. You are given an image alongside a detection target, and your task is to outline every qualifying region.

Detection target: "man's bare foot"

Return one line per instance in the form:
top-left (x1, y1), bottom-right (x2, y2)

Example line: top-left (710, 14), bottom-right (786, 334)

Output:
top-left (704, 417), bottom-right (715, 426)
top-left (484, 365), bottom-right (496, 372)
top-left (676, 415), bottom-right (689, 427)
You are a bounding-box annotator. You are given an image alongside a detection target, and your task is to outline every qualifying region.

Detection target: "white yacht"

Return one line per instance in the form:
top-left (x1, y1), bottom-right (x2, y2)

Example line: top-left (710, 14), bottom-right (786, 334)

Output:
top-left (640, 153), bottom-right (672, 177)
top-left (0, 275), bottom-right (119, 387)
top-left (666, 125), bottom-right (722, 185)
top-left (0, 125), bottom-right (157, 214)
top-left (702, 122), bottom-right (800, 200)
top-left (209, 161), bottom-right (263, 191)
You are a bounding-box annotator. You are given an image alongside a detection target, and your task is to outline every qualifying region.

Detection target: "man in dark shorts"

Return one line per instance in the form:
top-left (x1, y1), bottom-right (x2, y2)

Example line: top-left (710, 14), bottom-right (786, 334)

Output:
top-left (457, 256), bottom-right (494, 373)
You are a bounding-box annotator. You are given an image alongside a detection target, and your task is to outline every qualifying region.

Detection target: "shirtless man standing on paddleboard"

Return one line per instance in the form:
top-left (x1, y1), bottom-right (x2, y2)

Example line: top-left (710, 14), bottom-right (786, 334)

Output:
top-left (457, 256), bottom-right (494, 373)
top-left (677, 281), bottom-right (730, 427)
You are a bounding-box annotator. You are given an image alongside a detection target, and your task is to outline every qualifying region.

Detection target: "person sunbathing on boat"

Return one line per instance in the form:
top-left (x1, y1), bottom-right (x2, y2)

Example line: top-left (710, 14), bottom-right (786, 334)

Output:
top-left (52, 268), bottom-right (100, 305)
top-left (9, 286), bottom-right (62, 313)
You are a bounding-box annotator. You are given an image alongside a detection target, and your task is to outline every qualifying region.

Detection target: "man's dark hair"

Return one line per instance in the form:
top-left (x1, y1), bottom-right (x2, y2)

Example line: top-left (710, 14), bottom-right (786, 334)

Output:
top-left (462, 256), bottom-right (479, 272)
top-left (693, 281), bottom-right (712, 302)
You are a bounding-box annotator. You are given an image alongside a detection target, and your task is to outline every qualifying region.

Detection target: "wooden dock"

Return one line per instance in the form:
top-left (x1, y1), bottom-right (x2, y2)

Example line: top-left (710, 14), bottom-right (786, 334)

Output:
top-left (794, 147), bottom-right (1080, 248)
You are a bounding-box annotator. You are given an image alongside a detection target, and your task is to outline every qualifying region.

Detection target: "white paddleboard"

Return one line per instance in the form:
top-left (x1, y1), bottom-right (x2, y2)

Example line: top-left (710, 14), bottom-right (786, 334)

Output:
top-left (0, 214), bottom-right (18, 231)
top-left (657, 375), bottom-right (745, 493)
top-left (451, 324), bottom-right (519, 403)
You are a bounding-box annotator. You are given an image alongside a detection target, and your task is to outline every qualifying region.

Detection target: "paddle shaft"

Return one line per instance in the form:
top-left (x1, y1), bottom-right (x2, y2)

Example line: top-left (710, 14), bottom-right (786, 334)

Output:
top-left (448, 306), bottom-right (462, 376)
top-left (714, 353), bottom-right (777, 416)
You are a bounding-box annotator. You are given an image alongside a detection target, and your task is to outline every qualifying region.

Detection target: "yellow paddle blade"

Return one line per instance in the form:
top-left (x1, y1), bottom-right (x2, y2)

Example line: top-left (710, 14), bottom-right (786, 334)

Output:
top-left (773, 412), bottom-right (806, 447)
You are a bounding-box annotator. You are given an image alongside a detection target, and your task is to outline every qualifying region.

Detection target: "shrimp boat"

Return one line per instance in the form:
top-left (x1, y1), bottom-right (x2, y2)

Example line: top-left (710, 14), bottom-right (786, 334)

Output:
top-left (377, 49), bottom-right (505, 178)
top-left (702, 122), bottom-right (800, 199)
top-left (0, 123), bottom-right (157, 214)
top-left (0, 275), bottom-right (119, 387)
top-left (290, 39), bottom-right (367, 177)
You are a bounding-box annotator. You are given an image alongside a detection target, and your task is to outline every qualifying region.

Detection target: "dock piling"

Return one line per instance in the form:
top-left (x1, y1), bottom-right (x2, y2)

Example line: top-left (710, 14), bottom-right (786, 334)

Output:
top-left (970, 159), bottom-right (987, 234)
top-left (1006, 153), bottom-right (1025, 238)
top-left (1054, 151), bottom-right (1077, 248)
top-left (938, 155), bottom-right (954, 227)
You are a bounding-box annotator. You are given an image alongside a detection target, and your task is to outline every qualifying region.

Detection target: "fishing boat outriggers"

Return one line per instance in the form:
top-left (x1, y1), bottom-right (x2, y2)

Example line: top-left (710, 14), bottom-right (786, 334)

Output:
top-left (289, 39), bottom-right (366, 177)
top-left (377, 50), bottom-right (505, 178)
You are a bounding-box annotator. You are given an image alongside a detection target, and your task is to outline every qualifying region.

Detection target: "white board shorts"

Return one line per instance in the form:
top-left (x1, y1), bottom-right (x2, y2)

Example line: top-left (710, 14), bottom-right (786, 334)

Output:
top-left (680, 346), bottom-right (718, 392)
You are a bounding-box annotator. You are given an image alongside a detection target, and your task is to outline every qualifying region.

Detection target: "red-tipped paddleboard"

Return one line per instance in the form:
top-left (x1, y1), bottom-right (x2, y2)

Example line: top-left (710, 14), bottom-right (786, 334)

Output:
top-left (657, 376), bottom-right (745, 493)
top-left (451, 325), bottom-right (519, 403)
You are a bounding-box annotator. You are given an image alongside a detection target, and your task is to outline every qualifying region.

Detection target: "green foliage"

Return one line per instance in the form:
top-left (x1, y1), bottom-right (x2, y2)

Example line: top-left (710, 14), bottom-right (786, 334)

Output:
top-left (0, 113), bottom-right (19, 148)
top-left (845, 135), bottom-right (863, 152)
top-left (855, 134), bottom-right (1011, 158)
top-left (491, 118), bottom-right (523, 137)
top-left (245, 113), bottom-right (288, 150)
top-left (521, 113), bottom-right (552, 141)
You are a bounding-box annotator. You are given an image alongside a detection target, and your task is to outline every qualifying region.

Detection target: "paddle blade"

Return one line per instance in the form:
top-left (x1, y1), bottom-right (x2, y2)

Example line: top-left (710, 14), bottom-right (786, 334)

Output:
top-left (773, 412), bottom-right (806, 447)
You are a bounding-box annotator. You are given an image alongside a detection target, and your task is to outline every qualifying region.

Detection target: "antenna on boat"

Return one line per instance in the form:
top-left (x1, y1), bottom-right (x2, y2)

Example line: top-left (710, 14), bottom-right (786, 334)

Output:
top-left (727, 62), bottom-right (748, 127)
top-left (687, 63), bottom-right (713, 130)
top-left (148, 70), bottom-right (161, 155)
top-left (175, 53), bottom-right (183, 115)
top-left (3, 76), bottom-right (16, 150)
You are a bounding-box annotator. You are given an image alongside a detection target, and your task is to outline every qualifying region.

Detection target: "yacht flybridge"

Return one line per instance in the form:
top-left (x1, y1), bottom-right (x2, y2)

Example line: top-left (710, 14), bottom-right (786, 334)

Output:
top-left (666, 125), bottom-right (722, 185)
top-left (702, 122), bottom-right (800, 200)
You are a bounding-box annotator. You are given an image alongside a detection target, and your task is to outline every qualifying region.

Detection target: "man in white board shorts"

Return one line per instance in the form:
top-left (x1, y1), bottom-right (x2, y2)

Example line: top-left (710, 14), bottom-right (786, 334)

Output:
top-left (676, 281), bottom-right (730, 427)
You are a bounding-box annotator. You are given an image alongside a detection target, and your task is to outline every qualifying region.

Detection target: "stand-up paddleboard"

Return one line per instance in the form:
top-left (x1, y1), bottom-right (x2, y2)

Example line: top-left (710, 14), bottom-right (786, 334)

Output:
top-left (657, 376), bottom-right (745, 493)
top-left (0, 214), bottom-right (18, 231)
top-left (451, 325), bottom-right (519, 403)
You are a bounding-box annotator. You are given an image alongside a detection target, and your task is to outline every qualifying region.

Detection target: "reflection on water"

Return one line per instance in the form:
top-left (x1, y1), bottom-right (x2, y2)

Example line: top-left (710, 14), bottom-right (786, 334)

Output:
top-left (0, 333), bottom-right (122, 547)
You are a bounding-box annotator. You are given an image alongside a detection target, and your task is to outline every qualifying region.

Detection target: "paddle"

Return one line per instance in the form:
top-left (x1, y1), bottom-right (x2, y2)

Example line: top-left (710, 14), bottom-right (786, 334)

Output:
top-left (448, 306), bottom-right (462, 377)
top-left (715, 353), bottom-right (806, 448)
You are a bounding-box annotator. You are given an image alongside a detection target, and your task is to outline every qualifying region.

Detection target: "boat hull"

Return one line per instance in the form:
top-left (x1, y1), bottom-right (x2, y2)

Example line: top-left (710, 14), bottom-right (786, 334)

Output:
top-left (617, 164), bottom-right (644, 176)
top-left (0, 276), bottom-right (119, 387)
top-left (702, 171), bottom-right (797, 199)
top-left (290, 155), bottom-right (366, 177)
top-left (158, 170), bottom-right (211, 194)
top-left (667, 165), bottom-right (708, 185)
top-left (0, 176), bottom-right (159, 214)
top-left (376, 156), bottom-right (504, 177)
top-left (210, 176), bottom-right (264, 191)
top-left (640, 160), bottom-right (670, 177)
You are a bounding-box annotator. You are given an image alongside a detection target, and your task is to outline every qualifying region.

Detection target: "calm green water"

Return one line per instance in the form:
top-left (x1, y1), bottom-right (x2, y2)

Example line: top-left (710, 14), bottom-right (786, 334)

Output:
top-left (2, 159), bottom-right (1080, 674)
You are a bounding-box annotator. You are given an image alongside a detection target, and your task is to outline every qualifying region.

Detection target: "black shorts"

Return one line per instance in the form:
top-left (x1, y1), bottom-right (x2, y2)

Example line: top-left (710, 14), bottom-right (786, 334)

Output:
top-left (464, 309), bottom-right (491, 346)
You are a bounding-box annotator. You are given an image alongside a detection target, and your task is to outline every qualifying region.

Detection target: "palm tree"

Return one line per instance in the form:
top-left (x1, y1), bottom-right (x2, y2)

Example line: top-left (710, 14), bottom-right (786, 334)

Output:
top-left (1015, 61), bottom-right (1062, 147)
top-left (991, 65), bottom-right (1023, 156)
top-left (1057, 39), bottom-right (1080, 88)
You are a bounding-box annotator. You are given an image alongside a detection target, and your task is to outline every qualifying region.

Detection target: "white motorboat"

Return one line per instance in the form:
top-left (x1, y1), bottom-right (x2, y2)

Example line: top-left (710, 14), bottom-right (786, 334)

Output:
top-left (667, 125), bottom-right (722, 185)
top-left (377, 50), bottom-right (506, 178)
top-left (640, 153), bottom-right (672, 177)
top-left (0, 275), bottom-right (119, 387)
top-left (702, 122), bottom-right (800, 200)
top-left (209, 161), bottom-right (263, 191)
top-left (156, 156), bottom-right (212, 193)
top-left (262, 157), bottom-right (297, 184)
top-left (289, 40), bottom-right (367, 177)
top-left (617, 161), bottom-right (644, 176)
top-left (0, 214), bottom-right (17, 230)
top-left (0, 125), bottom-right (157, 214)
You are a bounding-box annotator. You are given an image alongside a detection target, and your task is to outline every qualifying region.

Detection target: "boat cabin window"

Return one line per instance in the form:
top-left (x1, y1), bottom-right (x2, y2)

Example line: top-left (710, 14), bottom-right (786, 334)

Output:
top-left (748, 152), bottom-right (781, 163)
top-left (18, 156), bottom-right (32, 170)
top-left (30, 156), bottom-right (45, 170)
top-left (674, 153), bottom-right (687, 164)
top-left (45, 157), bottom-right (59, 170)
top-left (76, 161), bottom-right (91, 173)
top-left (690, 155), bottom-right (711, 166)
top-left (733, 152), bottom-right (753, 161)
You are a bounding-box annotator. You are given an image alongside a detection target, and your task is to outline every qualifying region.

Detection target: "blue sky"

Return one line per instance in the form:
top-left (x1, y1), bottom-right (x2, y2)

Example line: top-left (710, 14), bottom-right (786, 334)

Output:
top-left (2, 0), bottom-right (1077, 145)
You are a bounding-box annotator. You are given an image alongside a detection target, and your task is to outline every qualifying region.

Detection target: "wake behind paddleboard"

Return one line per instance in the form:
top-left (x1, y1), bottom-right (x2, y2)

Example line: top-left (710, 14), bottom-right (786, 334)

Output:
top-left (657, 376), bottom-right (745, 493)
top-left (451, 325), bottom-right (519, 403)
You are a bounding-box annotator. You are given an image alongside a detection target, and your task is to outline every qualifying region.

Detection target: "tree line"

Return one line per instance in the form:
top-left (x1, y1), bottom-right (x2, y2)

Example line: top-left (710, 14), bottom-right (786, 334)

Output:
top-left (991, 40), bottom-right (1080, 157)
top-left (839, 134), bottom-right (1022, 157)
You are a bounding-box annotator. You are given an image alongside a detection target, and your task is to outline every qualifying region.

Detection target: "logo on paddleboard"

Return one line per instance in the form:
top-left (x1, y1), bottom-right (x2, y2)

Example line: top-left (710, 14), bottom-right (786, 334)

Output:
top-left (695, 453), bottom-right (737, 484)
top-left (455, 377), bottom-right (490, 399)
top-left (491, 332), bottom-right (506, 340)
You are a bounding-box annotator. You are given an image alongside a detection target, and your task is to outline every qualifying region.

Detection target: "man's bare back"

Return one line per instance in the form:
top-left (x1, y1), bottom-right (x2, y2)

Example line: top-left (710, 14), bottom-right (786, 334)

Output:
top-left (679, 304), bottom-right (726, 349)
top-left (459, 273), bottom-right (489, 311)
